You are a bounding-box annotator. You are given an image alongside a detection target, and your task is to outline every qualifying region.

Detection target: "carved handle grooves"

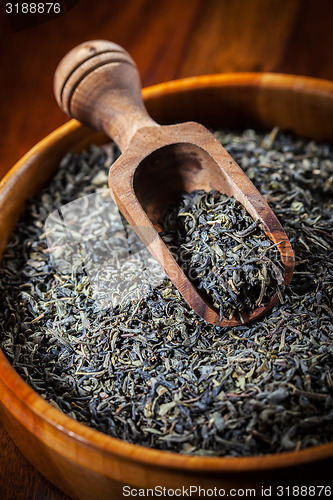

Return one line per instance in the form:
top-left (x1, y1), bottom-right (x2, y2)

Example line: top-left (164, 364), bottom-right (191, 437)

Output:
top-left (58, 49), bottom-right (127, 107)
top-left (54, 40), bottom-right (157, 151)
top-left (54, 41), bottom-right (136, 115)
top-left (65, 58), bottom-right (136, 118)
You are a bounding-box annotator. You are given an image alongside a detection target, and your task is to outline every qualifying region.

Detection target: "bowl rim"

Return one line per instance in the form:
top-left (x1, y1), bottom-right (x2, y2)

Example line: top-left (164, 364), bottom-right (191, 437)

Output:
top-left (1, 72), bottom-right (333, 474)
top-left (141, 70), bottom-right (333, 100)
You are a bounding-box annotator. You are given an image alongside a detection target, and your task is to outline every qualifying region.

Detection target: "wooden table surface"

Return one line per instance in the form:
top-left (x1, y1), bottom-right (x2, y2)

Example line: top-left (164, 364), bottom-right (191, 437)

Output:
top-left (1, 0), bottom-right (333, 498)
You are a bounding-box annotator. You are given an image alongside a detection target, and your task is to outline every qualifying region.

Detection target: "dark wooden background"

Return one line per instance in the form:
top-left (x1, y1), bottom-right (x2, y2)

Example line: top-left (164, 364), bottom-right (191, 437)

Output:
top-left (0, 0), bottom-right (332, 497)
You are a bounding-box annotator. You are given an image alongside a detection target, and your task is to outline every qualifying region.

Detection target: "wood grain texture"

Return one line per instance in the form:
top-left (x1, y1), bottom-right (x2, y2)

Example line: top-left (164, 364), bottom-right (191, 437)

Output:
top-left (0, 427), bottom-right (69, 499)
top-left (1, 0), bottom-right (333, 180)
top-left (1, 0), bottom-right (333, 497)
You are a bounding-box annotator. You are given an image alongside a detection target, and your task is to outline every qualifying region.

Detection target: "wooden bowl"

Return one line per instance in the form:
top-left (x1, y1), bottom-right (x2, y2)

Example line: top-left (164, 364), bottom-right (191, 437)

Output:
top-left (0, 73), bottom-right (333, 499)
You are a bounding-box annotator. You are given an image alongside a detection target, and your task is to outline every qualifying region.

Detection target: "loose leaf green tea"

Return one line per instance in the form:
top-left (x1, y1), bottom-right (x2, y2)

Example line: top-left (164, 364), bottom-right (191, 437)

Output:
top-left (159, 189), bottom-right (284, 321)
top-left (0, 128), bottom-right (332, 457)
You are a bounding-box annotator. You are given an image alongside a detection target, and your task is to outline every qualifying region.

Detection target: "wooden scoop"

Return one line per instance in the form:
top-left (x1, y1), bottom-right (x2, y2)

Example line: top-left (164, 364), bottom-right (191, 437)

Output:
top-left (54, 40), bottom-right (294, 326)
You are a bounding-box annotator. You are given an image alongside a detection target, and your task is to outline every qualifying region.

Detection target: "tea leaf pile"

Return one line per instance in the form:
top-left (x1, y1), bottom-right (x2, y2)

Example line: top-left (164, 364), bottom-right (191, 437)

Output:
top-left (0, 129), bottom-right (332, 456)
top-left (159, 189), bottom-right (284, 321)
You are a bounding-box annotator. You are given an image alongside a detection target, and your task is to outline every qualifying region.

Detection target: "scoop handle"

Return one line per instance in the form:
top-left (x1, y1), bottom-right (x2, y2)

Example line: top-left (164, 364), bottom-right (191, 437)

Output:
top-left (54, 40), bottom-right (157, 151)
